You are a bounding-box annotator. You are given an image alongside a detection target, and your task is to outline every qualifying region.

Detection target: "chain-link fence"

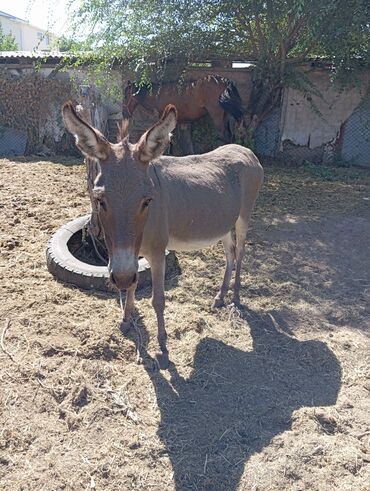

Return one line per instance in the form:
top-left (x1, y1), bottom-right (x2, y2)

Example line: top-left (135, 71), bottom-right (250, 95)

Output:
top-left (0, 126), bottom-right (27, 157)
top-left (341, 93), bottom-right (370, 167)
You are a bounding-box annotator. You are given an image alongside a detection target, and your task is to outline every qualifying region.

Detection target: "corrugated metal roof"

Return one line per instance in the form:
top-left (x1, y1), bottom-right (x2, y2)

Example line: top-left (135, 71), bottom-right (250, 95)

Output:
top-left (0, 51), bottom-right (67, 60)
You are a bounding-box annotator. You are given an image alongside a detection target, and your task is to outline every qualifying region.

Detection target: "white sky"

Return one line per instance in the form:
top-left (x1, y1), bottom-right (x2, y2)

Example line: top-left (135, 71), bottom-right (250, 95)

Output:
top-left (0, 0), bottom-right (76, 35)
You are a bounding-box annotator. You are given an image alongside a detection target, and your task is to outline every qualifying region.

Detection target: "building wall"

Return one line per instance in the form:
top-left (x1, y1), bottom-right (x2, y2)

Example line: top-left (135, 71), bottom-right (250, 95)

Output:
top-left (278, 68), bottom-right (370, 165)
top-left (280, 70), bottom-right (368, 149)
top-left (0, 15), bottom-right (54, 50)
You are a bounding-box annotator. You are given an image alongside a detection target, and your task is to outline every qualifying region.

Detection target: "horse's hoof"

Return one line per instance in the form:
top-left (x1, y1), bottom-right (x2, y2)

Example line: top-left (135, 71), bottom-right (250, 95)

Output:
top-left (120, 320), bottom-right (131, 335)
top-left (155, 351), bottom-right (169, 370)
top-left (212, 298), bottom-right (225, 309)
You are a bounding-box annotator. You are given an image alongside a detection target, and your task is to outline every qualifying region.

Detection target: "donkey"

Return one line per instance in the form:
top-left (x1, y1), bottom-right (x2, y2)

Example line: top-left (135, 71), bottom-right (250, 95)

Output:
top-left (62, 102), bottom-right (264, 368)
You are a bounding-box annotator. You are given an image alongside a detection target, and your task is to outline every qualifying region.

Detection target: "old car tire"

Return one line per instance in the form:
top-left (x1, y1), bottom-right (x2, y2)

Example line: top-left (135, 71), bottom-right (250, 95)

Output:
top-left (46, 215), bottom-right (177, 292)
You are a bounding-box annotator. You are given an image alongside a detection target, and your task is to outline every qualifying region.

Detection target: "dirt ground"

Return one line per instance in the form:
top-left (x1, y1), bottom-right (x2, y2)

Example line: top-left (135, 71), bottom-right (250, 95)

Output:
top-left (0, 156), bottom-right (369, 491)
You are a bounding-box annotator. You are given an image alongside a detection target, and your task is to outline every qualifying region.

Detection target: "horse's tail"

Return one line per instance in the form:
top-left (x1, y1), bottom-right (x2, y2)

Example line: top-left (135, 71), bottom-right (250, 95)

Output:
top-left (219, 80), bottom-right (244, 123)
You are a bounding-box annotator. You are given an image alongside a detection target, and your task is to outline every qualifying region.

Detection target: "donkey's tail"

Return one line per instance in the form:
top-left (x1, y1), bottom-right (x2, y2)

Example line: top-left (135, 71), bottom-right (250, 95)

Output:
top-left (219, 80), bottom-right (244, 123)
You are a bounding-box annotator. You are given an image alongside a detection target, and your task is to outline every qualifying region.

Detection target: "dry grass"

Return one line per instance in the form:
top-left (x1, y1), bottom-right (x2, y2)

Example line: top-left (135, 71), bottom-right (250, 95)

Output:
top-left (0, 157), bottom-right (369, 490)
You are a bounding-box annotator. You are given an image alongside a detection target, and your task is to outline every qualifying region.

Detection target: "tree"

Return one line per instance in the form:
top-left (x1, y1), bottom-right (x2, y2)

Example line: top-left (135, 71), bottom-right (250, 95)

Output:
top-left (57, 35), bottom-right (85, 52)
top-left (69, 0), bottom-right (370, 132)
top-left (0, 23), bottom-right (18, 51)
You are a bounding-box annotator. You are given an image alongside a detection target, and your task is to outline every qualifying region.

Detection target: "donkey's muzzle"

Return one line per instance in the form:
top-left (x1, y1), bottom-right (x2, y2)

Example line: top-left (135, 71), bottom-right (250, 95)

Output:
top-left (109, 249), bottom-right (139, 289)
top-left (110, 271), bottom-right (137, 290)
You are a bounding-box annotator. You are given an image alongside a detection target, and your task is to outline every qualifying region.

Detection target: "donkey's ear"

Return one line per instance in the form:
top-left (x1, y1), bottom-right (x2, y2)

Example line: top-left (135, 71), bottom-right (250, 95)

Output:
top-left (136, 104), bottom-right (177, 163)
top-left (62, 101), bottom-right (110, 160)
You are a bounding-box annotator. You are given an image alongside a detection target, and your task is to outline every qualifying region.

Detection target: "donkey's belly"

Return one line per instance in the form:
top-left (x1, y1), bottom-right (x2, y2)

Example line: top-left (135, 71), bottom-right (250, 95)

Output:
top-left (167, 234), bottom-right (226, 252)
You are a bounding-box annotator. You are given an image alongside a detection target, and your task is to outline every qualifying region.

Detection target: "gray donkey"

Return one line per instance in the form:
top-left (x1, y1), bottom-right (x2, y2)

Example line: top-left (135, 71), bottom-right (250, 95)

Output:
top-left (63, 102), bottom-right (264, 368)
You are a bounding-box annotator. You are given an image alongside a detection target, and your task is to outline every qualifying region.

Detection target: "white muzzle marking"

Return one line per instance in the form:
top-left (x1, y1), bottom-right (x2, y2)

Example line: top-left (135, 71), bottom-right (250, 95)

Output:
top-left (109, 249), bottom-right (138, 275)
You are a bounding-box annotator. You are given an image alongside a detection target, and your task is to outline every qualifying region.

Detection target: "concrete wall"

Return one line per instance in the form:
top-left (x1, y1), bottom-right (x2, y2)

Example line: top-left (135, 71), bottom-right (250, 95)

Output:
top-left (279, 68), bottom-right (370, 165)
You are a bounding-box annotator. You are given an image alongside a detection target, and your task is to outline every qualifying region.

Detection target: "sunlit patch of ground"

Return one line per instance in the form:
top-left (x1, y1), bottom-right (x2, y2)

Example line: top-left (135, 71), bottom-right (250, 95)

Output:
top-left (0, 157), bottom-right (369, 490)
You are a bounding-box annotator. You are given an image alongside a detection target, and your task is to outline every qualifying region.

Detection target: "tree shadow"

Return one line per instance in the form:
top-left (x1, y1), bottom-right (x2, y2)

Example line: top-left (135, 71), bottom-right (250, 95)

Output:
top-left (133, 307), bottom-right (342, 490)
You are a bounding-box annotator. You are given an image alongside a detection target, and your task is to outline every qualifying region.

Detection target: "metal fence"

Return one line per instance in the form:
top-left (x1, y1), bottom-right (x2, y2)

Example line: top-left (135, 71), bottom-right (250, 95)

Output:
top-left (254, 106), bottom-right (281, 158)
top-left (341, 94), bottom-right (370, 167)
top-left (0, 127), bottom-right (27, 157)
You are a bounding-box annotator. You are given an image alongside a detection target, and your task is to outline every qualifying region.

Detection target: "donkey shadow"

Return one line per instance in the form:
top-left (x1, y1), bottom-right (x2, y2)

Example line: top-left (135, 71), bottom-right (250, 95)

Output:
top-left (133, 307), bottom-right (341, 490)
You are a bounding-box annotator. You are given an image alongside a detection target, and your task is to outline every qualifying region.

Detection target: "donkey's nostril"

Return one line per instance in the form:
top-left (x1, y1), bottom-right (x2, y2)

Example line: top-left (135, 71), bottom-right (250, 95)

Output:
top-left (109, 271), bottom-right (137, 289)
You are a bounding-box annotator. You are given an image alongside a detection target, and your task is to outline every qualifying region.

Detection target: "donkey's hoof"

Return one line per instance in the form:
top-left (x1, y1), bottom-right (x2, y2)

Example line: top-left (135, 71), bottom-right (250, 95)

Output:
top-left (120, 320), bottom-right (131, 335)
top-left (231, 299), bottom-right (242, 309)
top-left (212, 298), bottom-right (225, 309)
top-left (155, 351), bottom-right (169, 370)
top-left (231, 298), bottom-right (242, 309)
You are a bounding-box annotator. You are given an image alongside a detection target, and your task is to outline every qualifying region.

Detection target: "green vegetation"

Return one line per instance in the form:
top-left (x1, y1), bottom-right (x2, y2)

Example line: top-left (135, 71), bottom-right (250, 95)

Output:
top-left (68, 0), bottom-right (370, 132)
top-left (0, 23), bottom-right (18, 51)
top-left (191, 116), bottom-right (219, 154)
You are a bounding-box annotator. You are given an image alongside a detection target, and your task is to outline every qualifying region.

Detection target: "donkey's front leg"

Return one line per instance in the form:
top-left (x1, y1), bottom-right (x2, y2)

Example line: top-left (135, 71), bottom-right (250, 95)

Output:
top-left (120, 281), bottom-right (137, 334)
top-left (148, 250), bottom-right (169, 369)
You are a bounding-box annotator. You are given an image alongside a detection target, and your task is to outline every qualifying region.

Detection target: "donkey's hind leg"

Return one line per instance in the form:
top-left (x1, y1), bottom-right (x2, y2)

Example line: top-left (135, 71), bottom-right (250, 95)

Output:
top-left (232, 215), bottom-right (250, 307)
top-left (212, 231), bottom-right (236, 308)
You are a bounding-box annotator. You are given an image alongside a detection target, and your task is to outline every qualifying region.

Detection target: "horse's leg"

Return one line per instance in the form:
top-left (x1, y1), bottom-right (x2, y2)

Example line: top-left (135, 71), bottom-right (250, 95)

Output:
top-left (232, 216), bottom-right (250, 307)
top-left (212, 232), bottom-right (236, 308)
top-left (205, 104), bottom-right (230, 143)
top-left (120, 281), bottom-right (137, 333)
top-left (147, 250), bottom-right (169, 369)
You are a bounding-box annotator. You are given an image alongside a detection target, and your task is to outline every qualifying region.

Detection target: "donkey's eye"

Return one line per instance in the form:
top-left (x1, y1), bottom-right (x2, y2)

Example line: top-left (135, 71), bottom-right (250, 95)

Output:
top-left (142, 198), bottom-right (152, 210)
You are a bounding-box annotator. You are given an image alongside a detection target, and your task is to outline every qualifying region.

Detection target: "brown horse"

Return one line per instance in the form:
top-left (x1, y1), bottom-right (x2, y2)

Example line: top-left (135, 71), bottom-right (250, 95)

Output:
top-left (122, 75), bottom-right (244, 143)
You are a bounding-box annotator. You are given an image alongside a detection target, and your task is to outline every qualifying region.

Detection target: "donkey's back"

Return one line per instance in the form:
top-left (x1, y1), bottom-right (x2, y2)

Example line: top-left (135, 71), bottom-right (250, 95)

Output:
top-left (147, 144), bottom-right (263, 251)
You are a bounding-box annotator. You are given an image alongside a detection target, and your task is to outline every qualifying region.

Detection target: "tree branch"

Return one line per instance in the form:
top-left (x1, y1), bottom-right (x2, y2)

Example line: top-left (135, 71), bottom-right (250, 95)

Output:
top-left (255, 14), bottom-right (267, 55)
top-left (235, 7), bottom-right (259, 57)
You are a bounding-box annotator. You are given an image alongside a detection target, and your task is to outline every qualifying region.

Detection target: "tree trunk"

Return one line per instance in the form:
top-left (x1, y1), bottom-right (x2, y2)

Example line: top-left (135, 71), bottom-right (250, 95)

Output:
top-left (85, 156), bottom-right (105, 243)
top-left (75, 102), bottom-right (107, 256)
top-left (241, 81), bottom-right (283, 141)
